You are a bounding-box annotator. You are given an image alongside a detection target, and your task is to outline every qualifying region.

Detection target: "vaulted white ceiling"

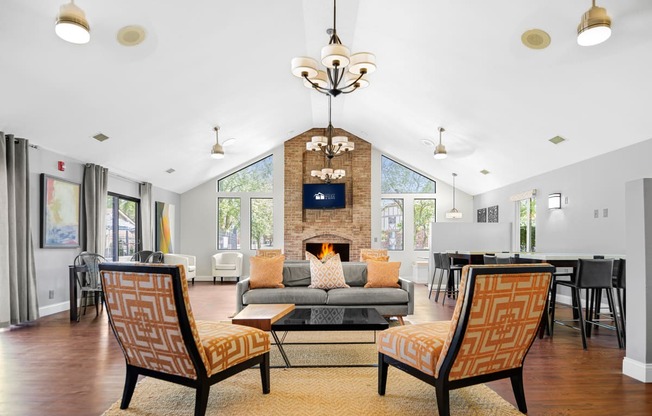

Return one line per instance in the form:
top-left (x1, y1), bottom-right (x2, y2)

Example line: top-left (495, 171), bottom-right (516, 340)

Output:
top-left (2, 0), bottom-right (651, 195)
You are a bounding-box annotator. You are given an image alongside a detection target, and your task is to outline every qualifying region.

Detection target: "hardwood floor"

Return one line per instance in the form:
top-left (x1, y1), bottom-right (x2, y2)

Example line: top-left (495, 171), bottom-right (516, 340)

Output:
top-left (1, 282), bottom-right (650, 415)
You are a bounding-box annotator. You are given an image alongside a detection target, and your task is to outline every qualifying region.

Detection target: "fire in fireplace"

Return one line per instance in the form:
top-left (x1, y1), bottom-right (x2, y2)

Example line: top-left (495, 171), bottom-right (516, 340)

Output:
top-left (305, 243), bottom-right (350, 262)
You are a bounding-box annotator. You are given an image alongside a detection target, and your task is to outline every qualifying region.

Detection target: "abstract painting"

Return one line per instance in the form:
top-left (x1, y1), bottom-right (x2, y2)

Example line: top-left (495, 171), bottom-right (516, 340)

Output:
top-left (40, 174), bottom-right (80, 248)
top-left (477, 208), bottom-right (487, 223)
top-left (488, 205), bottom-right (499, 223)
top-left (155, 201), bottom-right (175, 253)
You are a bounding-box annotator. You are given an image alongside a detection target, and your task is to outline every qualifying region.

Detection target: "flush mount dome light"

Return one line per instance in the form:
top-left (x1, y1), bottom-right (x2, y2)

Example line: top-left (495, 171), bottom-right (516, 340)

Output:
top-left (55, 1), bottom-right (90, 44)
top-left (577, 0), bottom-right (612, 46)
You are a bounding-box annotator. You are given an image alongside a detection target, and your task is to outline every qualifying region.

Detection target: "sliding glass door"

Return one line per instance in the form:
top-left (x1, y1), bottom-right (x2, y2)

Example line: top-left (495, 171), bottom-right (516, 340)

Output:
top-left (105, 193), bottom-right (140, 260)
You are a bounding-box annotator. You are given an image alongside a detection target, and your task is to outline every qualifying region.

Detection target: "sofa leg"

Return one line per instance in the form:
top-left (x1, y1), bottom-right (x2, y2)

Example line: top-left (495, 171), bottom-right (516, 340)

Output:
top-left (213, 276), bottom-right (216, 285)
top-left (396, 316), bottom-right (405, 325)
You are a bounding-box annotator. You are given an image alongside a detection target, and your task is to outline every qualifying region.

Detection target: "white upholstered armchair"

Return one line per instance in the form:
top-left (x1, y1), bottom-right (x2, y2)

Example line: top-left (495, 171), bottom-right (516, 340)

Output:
top-left (212, 252), bottom-right (243, 284)
top-left (163, 253), bottom-right (197, 284)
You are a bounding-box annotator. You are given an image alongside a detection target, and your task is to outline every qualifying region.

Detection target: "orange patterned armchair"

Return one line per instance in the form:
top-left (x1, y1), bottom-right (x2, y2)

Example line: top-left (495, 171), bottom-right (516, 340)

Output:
top-left (99, 263), bottom-right (271, 416)
top-left (377, 264), bottom-right (553, 416)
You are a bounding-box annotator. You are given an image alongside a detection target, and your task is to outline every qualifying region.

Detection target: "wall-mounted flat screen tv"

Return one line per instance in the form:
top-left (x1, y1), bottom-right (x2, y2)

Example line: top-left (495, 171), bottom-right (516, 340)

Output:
top-left (303, 183), bottom-right (346, 209)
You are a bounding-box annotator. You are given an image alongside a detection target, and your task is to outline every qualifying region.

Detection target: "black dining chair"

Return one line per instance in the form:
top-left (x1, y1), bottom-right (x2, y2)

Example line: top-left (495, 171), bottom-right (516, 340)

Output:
top-left (435, 254), bottom-right (465, 305)
top-left (429, 253), bottom-right (444, 299)
top-left (483, 254), bottom-right (497, 264)
top-left (551, 259), bottom-right (623, 349)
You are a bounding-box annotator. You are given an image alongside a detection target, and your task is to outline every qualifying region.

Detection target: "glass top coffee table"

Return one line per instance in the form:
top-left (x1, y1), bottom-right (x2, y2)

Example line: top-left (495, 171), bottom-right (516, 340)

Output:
top-left (270, 307), bottom-right (390, 368)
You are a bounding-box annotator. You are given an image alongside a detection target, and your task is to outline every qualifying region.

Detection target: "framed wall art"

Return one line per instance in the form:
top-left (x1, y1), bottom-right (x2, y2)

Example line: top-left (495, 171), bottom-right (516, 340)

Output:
top-left (477, 208), bottom-right (487, 223)
top-left (155, 201), bottom-right (175, 253)
top-left (488, 205), bottom-right (499, 223)
top-left (40, 174), bottom-right (80, 248)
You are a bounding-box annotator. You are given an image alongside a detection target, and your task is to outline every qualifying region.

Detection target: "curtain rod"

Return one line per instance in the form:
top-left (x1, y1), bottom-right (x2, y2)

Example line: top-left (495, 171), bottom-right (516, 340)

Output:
top-left (108, 171), bottom-right (146, 185)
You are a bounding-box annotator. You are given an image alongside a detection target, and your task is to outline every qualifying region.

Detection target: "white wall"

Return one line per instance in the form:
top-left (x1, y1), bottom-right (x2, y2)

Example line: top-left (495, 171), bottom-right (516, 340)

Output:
top-left (180, 147), bottom-right (285, 280)
top-left (31, 147), bottom-right (180, 317)
top-left (473, 137), bottom-right (652, 254)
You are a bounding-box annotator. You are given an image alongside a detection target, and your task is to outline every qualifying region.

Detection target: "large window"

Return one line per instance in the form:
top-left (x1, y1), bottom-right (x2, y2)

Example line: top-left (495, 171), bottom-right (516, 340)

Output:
top-left (218, 198), bottom-right (241, 250)
top-left (218, 155), bottom-right (273, 192)
top-left (380, 156), bottom-right (436, 252)
top-left (414, 199), bottom-right (436, 250)
top-left (105, 193), bottom-right (140, 261)
top-left (381, 156), bottom-right (435, 194)
top-left (217, 155), bottom-right (274, 251)
top-left (250, 198), bottom-right (273, 250)
top-left (519, 198), bottom-right (536, 252)
top-left (381, 198), bottom-right (404, 250)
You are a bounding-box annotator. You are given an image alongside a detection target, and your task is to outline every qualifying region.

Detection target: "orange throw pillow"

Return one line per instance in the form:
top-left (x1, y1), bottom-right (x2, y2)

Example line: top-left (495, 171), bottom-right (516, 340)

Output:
top-left (361, 253), bottom-right (389, 262)
top-left (365, 260), bottom-right (401, 288)
top-left (249, 255), bottom-right (285, 289)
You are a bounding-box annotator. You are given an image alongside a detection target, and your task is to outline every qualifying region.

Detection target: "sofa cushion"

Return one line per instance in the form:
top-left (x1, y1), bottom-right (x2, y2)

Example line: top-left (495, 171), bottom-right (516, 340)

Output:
top-left (326, 287), bottom-right (409, 305)
top-left (341, 262), bottom-right (367, 287)
top-left (249, 255), bottom-right (285, 289)
top-left (308, 253), bottom-right (349, 289)
top-left (283, 262), bottom-right (313, 287)
top-left (364, 261), bottom-right (400, 288)
top-left (243, 287), bottom-right (328, 306)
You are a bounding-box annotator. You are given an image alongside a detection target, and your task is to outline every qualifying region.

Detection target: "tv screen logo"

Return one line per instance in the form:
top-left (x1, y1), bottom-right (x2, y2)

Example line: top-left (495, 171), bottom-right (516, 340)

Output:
top-left (313, 192), bottom-right (335, 200)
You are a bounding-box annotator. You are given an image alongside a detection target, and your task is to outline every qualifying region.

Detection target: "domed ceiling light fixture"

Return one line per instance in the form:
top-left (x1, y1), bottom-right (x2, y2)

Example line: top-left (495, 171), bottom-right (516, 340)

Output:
top-left (577, 0), bottom-right (612, 46)
top-left (291, 0), bottom-right (376, 97)
top-left (211, 126), bottom-right (225, 159)
top-left (55, 1), bottom-right (90, 44)
top-left (307, 95), bottom-right (354, 158)
top-left (433, 127), bottom-right (448, 160)
top-left (445, 173), bottom-right (463, 219)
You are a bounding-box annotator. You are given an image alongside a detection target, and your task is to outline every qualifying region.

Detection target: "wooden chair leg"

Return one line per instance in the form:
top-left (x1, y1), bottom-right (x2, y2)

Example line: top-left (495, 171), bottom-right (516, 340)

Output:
top-left (194, 382), bottom-right (210, 416)
top-left (120, 366), bottom-right (139, 409)
top-left (434, 380), bottom-right (451, 416)
top-left (510, 369), bottom-right (528, 413)
top-left (260, 352), bottom-right (270, 394)
top-left (378, 353), bottom-right (389, 395)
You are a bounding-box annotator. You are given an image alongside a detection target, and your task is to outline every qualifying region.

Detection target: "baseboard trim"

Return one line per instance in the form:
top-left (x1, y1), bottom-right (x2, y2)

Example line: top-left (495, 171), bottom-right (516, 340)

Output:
top-left (39, 301), bottom-right (69, 317)
top-left (623, 357), bottom-right (652, 383)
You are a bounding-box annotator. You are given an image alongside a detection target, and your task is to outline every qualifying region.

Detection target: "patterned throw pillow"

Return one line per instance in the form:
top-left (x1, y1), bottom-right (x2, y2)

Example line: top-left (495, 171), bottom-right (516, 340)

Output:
top-left (305, 251), bottom-right (336, 263)
top-left (364, 260), bottom-right (401, 288)
top-left (308, 253), bottom-right (349, 289)
top-left (249, 255), bottom-right (285, 289)
top-left (361, 253), bottom-right (389, 262)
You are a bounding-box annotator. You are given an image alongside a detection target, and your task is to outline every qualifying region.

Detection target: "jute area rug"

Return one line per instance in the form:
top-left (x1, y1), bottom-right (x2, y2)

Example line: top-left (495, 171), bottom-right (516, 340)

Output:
top-left (102, 331), bottom-right (521, 416)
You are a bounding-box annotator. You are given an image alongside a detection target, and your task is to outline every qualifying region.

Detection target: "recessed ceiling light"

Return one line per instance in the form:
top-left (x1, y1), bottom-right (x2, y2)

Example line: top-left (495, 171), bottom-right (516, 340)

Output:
top-left (165, 168), bottom-right (175, 174)
top-left (521, 29), bottom-right (551, 50)
top-left (92, 133), bottom-right (109, 142)
top-left (222, 138), bottom-right (236, 147)
top-left (480, 169), bottom-right (490, 175)
top-left (421, 139), bottom-right (434, 147)
top-left (117, 25), bottom-right (146, 47)
top-left (549, 135), bottom-right (566, 145)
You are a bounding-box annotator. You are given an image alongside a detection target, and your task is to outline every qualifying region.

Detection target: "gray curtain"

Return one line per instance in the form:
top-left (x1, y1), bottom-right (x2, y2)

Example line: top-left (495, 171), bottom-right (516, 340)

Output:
top-left (0, 132), bottom-right (39, 327)
top-left (80, 164), bottom-right (108, 255)
top-left (139, 182), bottom-right (153, 251)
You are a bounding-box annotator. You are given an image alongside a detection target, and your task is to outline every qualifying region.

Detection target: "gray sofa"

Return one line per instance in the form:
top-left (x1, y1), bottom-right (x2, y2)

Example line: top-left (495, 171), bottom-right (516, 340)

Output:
top-left (235, 261), bottom-right (414, 318)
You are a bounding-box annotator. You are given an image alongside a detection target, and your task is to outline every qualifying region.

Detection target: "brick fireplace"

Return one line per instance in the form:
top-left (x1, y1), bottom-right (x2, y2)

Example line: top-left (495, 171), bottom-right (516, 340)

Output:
top-left (284, 128), bottom-right (371, 261)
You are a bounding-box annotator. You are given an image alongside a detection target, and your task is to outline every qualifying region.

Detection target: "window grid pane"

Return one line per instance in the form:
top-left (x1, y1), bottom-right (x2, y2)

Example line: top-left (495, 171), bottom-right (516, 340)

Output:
top-left (250, 198), bottom-right (274, 250)
top-left (414, 198), bottom-right (435, 250)
top-left (381, 156), bottom-right (435, 194)
top-left (218, 155), bottom-right (273, 192)
top-left (381, 198), bottom-right (404, 251)
top-left (218, 197), bottom-right (241, 250)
